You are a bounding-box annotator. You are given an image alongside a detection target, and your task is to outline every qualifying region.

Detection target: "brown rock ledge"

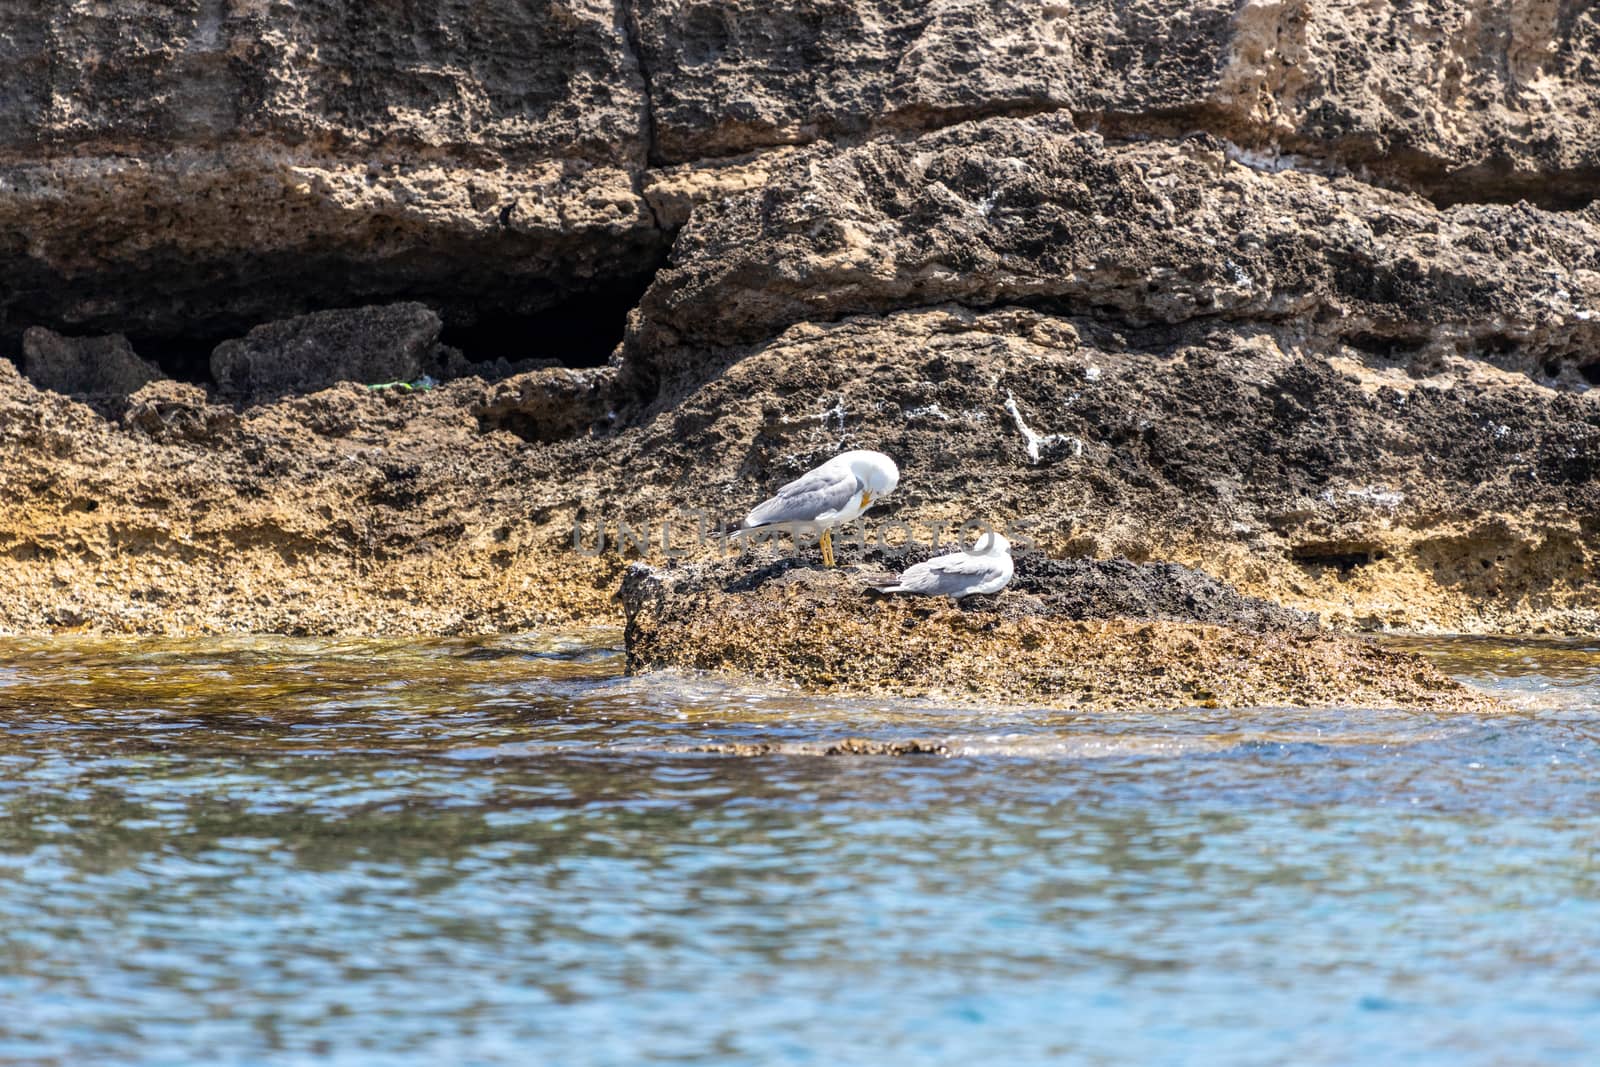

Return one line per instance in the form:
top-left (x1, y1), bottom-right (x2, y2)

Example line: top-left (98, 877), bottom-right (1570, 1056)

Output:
top-left (618, 554), bottom-right (1499, 712)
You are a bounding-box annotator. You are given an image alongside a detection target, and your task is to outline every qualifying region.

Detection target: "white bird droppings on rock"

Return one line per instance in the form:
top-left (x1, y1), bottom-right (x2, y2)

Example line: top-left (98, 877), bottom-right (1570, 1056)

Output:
top-left (1346, 485), bottom-right (1406, 510)
top-left (1004, 390), bottom-right (1083, 464)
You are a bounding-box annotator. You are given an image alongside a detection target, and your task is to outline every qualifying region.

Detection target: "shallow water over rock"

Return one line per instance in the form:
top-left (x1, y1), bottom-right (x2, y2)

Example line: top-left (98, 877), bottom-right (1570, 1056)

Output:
top-left (2, 633), bottom-right (1597, 1064)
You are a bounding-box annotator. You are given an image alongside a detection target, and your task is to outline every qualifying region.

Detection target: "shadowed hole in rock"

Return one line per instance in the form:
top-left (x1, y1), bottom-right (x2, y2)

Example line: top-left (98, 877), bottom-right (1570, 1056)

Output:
top-left (1426, 166), bottom-right (1600, 212)
top-left (1291, 542), bottom-right (1387, 574)
top-left (22, 257), bottom-right (667, 399)
top-left (1476, 334), bottom-right (1518, 360)
top-left (442, 269), bottom-right (661, 370)
top-left (124, 332), bottom-right (229, 386)
top-left (1341, 332), bottom-right (1428, 360)
top-left (1580, 362), bottom-right (1600, 387)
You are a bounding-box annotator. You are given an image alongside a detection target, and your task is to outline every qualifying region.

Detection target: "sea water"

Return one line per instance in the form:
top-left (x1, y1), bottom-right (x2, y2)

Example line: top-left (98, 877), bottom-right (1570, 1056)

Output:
top-left (0, 633), bottom-right (1596, 1065)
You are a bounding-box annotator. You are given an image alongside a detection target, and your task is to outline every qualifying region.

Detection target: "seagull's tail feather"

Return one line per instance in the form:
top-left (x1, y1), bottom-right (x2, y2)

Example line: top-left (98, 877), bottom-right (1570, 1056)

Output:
top-left (730, 521), bottom-right (821, 542)
top-left (728, 521), bottom-right (788, 541)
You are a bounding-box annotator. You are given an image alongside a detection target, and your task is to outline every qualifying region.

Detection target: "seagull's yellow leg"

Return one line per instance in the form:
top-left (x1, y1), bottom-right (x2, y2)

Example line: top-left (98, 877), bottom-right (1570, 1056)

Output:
top-left (820, 528), bottom-right (835, 567)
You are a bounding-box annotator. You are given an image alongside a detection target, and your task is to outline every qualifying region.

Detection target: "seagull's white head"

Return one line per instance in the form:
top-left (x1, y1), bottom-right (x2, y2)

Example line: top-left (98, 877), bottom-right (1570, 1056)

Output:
top-left (974, 531), bottom-right (1011, 556)
top-left (842, 450), bottom-right (899, 504)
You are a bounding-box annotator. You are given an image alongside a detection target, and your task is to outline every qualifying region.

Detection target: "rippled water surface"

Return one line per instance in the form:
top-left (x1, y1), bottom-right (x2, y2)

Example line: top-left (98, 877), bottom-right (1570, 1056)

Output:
top-left (2, 632), bottom-right (1599, 1065)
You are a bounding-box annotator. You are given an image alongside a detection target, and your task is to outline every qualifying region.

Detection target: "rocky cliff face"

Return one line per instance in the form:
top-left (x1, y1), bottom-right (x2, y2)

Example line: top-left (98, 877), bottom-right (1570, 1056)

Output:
top-left (629, 117), bottom-right (1600, 381)
top-left (0, 0), bottom-right (1597, 640)
top-left (0, 0), bottom-right (658, 348)
top-left (7, 1), bottom-right (1599, 348)
top-left (635, 0), bottom-right (1600, 203)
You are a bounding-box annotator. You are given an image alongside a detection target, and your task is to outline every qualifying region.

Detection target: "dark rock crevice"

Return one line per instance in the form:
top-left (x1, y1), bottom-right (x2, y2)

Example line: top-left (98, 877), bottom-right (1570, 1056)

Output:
top-left (124, 333), bottom-right (233, 387)
top-left (618, 0), bottom-right (663, 171)
top-left (7, 258), bottom-right (667, 408)
top-left (440, 265), bottom-right (664, 371)
top-left (1291, 542), bottom-right (1387, 575)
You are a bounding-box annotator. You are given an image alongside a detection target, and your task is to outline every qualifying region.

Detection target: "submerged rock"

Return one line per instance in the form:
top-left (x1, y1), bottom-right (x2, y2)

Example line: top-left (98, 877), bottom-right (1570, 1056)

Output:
top-left (618, 553), bottom-right (1495, 712)
top-left (685, 739), bottom-right (951, 758)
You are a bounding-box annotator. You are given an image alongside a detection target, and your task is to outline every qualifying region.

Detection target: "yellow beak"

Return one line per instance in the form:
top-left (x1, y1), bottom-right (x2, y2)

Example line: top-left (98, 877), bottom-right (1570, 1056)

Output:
top-left (861, 490), bottom-right (873, 508)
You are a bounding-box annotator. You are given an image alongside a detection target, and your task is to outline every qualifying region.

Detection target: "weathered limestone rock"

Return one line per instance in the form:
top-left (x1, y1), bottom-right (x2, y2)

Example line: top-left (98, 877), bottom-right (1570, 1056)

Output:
top-left (7, 0), bottom-right (1599, 352)
top-left (19, 328), bottom-right (164, 398)
top-left (628, 116), bottom-right (1600, 385)
top-left (633, 0), bottom-right (1102, 161)
top-left (0, 294), bottom-right (1593, 637)
top-left (473, 366), bottom-right (617, 443)
top-left (610, 305), bottom-right (1600, 635)
top-left (0, 356), bottom-right (630, 636)
top-left (210, 303), bottom-right (443, 403)
top-left (0, 0), bottom-right (658, 345)
top-left (123, 380), bottom-right (237, 444)
top-left (637, 0), bottom-right (1600, 200)
top-left (0, 0), bottom-right (1597, 654)
top-left (642, 147), bottom-right (802, 229)
top-left (618, 555), bottom-right (1494, 711)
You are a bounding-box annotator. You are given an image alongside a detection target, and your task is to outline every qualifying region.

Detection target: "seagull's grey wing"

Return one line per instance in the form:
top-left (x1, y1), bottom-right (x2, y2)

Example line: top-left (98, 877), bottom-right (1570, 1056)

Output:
top-left (890, 553), bottom-right (1006, 597)
top-left (745, 465), bottom-right (861, 527)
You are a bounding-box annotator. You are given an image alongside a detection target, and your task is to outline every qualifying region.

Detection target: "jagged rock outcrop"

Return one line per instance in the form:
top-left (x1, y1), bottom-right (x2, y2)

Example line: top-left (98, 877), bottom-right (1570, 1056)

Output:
top-left (0, 355), bottom-right (627, 635)
top-left (20, 328), bottom-right (164, 399)
top-left (0, 292), bottom-right (1595, 636)
top-left (0, 1), bottom-right (1597, 650)
top-left (4, 1), bottom-right (1598, 350)
top-left (610, 304), bottom-right (1600, 634)
top-left (210, 303), bottom-right (444, 402)
top-left (636, 0), bottom-right (1600, 201)
top-left (627, 115), bottom-right (1600, 385)
top-left (617, 554), bottom-right (1493, 710)
top-left (0, 0), bottom-right (658, 346)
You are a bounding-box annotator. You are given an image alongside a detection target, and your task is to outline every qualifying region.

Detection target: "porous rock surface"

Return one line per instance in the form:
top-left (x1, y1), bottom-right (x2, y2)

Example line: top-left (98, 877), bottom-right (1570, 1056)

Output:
top-left (617, 554), bottom-right (1492, 711)
top-left (20, 328), bottom-right (165, 400)
top-left (0, 0), bottom-right (1597, 696)
top-left (210, 303), bottom-right (444, 402)
top-left (633, 0), bottom-right (1600, 203)
top-left (628, 116), bottom-right (1600, 383)
top-left (0, 0), bottom-right (657, 345)
top-left (611, 304), bottom-right (1600, 635)
top-left (6, 1), bottom-right (1599, 345)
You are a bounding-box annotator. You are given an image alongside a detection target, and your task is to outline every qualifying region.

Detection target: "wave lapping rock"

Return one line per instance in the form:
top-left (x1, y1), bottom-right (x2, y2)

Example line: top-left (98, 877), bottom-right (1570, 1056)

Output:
top-left (619, 552), bottom-right (1494, 711)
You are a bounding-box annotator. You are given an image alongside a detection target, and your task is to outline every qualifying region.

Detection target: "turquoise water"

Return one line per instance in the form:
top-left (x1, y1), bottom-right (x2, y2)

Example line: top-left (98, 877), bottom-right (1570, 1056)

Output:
top-left (1, 634), bottom-right (1598, 1065)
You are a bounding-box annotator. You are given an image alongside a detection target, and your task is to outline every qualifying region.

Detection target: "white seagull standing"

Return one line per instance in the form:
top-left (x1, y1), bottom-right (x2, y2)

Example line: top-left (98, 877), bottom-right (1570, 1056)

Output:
top-left (874, 531), bottom-right (1014, 602)
top-left (739, 450), bottom-right (899, 567)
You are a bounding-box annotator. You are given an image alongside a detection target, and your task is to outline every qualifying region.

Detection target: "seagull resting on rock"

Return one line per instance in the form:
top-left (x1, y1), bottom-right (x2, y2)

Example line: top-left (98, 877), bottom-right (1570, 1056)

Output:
top-left (874, 531), bottom-right (1014, 602)
top-left (738, 450), bottom-right (899, 567)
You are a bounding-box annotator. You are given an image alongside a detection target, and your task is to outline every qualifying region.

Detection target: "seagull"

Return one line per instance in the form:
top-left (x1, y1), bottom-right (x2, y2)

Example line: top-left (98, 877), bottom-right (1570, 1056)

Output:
top-left (874, 531), bottom-right (1014, 602)
top-left (738, 450), bottom-right (899, 566)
